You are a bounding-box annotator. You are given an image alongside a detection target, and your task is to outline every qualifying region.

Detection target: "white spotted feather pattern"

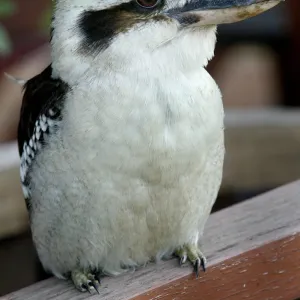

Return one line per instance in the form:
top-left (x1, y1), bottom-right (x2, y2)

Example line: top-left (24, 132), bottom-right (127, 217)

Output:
top-left (20, 112), bottom-right (60, 199)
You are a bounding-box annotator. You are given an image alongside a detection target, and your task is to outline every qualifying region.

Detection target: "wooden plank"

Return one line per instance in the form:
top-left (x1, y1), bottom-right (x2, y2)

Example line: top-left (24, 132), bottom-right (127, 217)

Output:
top-left (2, 180), bottom-right (300, 300)
top-left (134, 235), bottom-right (300, 300)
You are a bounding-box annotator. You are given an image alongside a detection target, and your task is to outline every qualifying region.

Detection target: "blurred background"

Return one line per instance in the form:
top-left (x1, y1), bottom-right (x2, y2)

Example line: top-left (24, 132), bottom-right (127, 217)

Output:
top-left (0, 0), bottom-right (299, 296)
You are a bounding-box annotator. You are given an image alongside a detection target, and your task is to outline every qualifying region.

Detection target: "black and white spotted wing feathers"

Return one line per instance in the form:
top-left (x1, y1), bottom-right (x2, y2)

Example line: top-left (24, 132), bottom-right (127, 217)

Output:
top-left (18, 65), bottom-right (68, 207)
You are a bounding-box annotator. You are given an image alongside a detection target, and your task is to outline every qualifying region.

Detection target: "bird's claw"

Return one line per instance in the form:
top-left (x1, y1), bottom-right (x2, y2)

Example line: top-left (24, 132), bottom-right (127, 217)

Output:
top-left (193, 256), bottom-right (206, 277)
top-left (175, 244), bottom-right (207, 277)
top-left (71, 270), bottom-right (101, 294)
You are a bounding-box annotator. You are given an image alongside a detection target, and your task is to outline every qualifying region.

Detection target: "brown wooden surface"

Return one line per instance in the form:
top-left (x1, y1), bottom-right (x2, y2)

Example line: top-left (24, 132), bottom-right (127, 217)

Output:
top-left (134, 234), bottom-right (300, 300)
top-left (1, 180), bottom-right (300, 300)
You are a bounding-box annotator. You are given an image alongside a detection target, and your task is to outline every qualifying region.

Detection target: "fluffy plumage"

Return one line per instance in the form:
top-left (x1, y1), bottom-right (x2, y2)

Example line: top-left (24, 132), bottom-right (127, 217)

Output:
top-left (17, 0), bottom-right (281, 291)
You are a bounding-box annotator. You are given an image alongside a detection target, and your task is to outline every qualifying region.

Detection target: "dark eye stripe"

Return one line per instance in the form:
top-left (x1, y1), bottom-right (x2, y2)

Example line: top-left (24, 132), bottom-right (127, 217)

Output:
top-left (78, 0), bottom-right (166, 54)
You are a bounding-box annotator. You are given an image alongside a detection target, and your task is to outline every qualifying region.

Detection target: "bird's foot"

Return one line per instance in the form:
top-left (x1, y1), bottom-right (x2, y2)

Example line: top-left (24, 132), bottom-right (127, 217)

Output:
top-left (71, 269), bottom-right (101, 294)
top-left (175, 244), bottom-right (207, 277)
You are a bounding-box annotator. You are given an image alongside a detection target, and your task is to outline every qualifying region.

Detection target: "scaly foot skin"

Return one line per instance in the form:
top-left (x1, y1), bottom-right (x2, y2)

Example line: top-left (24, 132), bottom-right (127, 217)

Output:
top-left (175, 244), bottom-right (207, 277)
top-left (71, 269), bottom-right (101, 294)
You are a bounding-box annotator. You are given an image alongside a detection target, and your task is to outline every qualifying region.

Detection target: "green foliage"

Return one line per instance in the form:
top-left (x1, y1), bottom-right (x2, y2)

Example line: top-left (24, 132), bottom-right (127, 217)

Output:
top-left (0, 23), bottom-right (12, 55)
top-left (0, 0), bottom-right (16, 55)
top-left (0, 0), bottom-right (54, 56)
top-left (0, 0), bottom-right (16, 18)
top-left (39, 2), bottom-right (54, 33)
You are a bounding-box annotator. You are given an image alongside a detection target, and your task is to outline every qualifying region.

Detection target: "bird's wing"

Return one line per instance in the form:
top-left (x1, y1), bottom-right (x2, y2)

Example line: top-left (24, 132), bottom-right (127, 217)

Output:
top-left (18, 64), bottom-right (69, 206)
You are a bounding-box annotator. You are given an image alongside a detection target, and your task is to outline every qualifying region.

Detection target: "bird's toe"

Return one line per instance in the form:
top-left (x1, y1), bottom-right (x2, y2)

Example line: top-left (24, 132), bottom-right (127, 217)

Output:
top-left (71, 270), bottom-right (101, 294)
top-left (175, 244), bottom-right (207, 277)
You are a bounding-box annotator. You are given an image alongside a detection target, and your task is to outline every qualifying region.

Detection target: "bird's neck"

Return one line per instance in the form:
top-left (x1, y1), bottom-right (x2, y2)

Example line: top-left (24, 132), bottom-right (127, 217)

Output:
top-left (51, 33), bottom-right (217, 86)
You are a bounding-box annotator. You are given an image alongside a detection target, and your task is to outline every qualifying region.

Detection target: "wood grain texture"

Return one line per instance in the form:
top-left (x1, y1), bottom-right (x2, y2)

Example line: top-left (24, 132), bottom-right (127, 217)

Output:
top-left (134, 234), bottom-right (300, 300)
top-left (1, 180), bottom-right (300, 300)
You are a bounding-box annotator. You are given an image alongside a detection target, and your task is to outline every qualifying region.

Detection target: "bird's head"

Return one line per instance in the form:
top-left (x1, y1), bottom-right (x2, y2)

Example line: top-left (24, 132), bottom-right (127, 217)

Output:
top-left (51, 0), bottom-right (283, 82)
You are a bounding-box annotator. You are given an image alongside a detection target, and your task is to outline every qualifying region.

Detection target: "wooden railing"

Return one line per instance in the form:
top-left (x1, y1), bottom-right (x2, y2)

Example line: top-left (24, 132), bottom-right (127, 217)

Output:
top-left (1, 180), bottom-right (300, 300)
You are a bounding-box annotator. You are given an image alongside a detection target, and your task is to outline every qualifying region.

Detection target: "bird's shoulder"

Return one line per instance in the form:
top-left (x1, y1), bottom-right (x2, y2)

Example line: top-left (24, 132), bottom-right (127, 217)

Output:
top-left (17, 64), bottom-right (69, 202)
top-left (18, 64), bottom-right (69, 156)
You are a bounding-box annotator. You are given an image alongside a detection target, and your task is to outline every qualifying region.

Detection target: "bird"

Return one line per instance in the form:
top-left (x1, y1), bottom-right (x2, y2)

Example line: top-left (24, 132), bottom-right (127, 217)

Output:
top-left (17, 0), bottom-right (283, 293)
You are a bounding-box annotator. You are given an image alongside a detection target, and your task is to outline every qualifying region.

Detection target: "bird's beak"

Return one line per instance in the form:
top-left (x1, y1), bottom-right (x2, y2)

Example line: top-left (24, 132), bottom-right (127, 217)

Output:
top-left (166, 0), bottom-right (284, 26)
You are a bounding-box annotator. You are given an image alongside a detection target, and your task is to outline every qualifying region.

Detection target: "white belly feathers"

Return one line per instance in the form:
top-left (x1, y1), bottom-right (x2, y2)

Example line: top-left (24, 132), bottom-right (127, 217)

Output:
top-left (29, 68), bottom-right (225, 277)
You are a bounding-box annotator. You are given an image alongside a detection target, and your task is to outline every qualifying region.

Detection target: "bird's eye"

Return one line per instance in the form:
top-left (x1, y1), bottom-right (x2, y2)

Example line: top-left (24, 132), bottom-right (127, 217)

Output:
top-left (136, 0), bottom-right (160, 9)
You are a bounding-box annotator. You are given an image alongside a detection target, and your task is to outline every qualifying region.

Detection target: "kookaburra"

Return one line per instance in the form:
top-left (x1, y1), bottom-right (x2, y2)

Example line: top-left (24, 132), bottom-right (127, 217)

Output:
top-left (17, 0), bottom-right (282, 293)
